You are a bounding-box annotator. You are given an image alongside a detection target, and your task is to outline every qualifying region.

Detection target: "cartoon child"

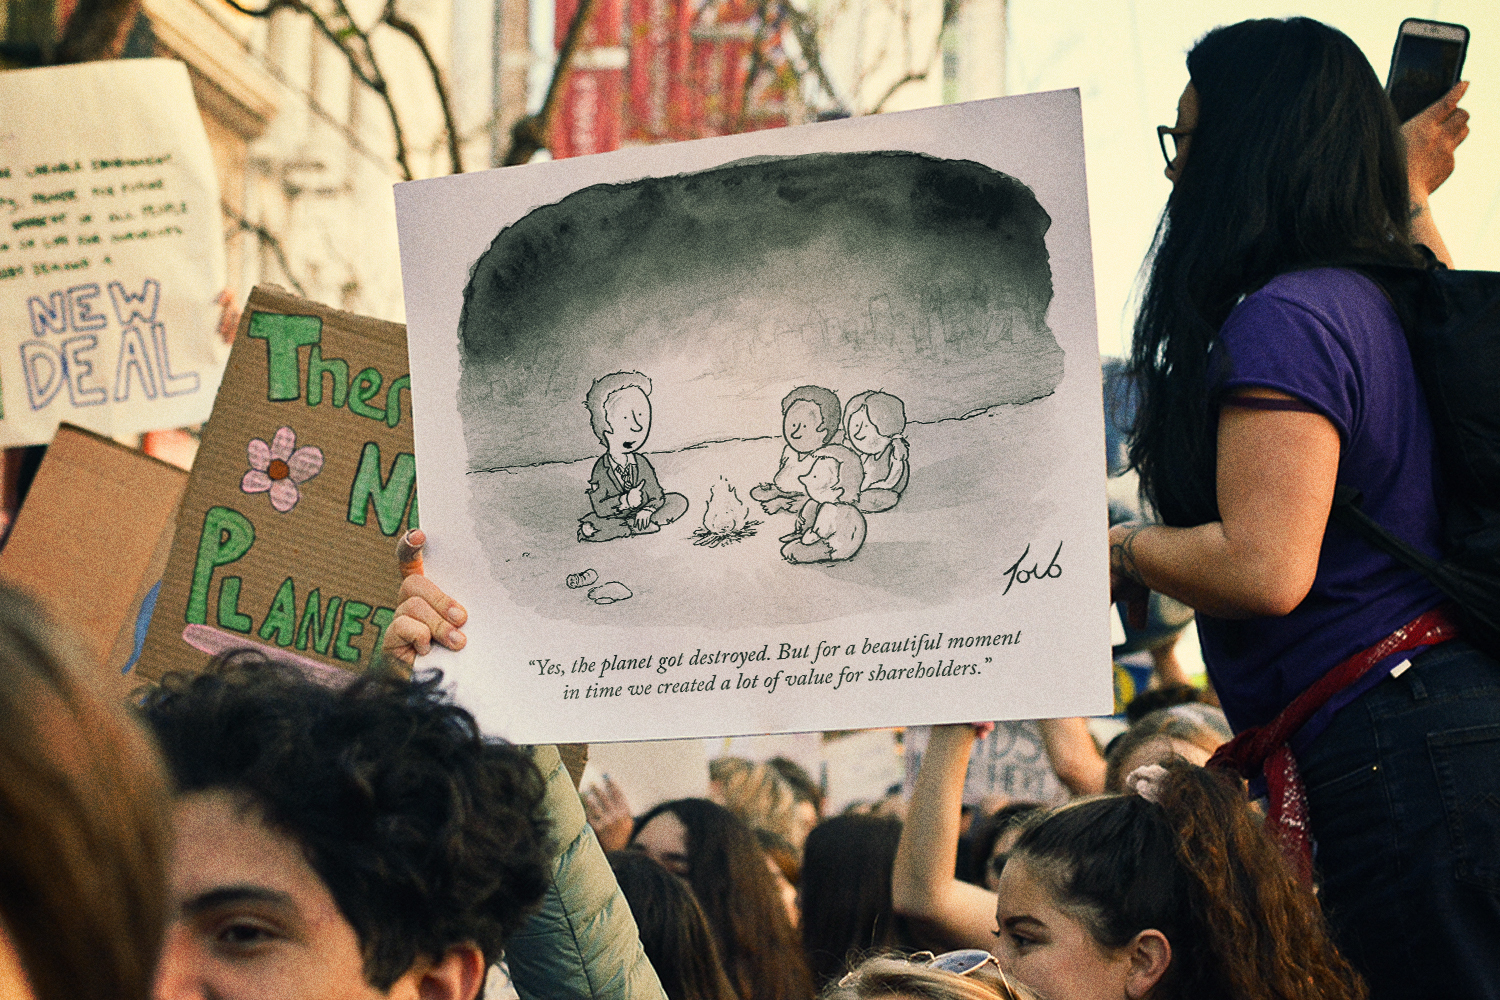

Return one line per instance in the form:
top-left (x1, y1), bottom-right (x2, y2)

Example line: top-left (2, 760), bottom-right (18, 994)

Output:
top-left (750, 385), bottom-right (842, 514)
top-left (578, 371), bottom-right (689, 543)
top-left (842, 390), bottom-right (909, 513)
top-left (779, 444), bottom-right (867, 564)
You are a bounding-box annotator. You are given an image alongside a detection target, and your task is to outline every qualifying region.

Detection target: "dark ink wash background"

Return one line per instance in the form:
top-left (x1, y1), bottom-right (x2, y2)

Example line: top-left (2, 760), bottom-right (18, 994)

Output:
top-left (454, 151), bottom-right (1064, 628)
top-left (395, 90), bottom-right (1114, 742)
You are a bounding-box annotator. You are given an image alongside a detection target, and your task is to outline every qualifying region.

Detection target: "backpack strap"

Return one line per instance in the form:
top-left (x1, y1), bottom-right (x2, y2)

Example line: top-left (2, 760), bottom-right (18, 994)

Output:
top-left (1331, 484), bottom-right (1458, 598)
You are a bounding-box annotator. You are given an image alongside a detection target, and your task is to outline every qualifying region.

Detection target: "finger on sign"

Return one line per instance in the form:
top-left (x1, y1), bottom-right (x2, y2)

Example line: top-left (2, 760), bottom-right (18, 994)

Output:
top-left (398, 528), bottom-right (426, 578)
top-left (396, 574), bottom-right (467, 628)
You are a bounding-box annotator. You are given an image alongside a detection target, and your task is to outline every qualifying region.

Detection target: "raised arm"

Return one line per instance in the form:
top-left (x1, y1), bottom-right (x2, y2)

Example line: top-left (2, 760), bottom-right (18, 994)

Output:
top-left (1038, 717), bottom-right (1105, 796)
top-left (891, 724), bottom-right (1001, 951)
top-left (1403, 81), bottom-right (1469, 268)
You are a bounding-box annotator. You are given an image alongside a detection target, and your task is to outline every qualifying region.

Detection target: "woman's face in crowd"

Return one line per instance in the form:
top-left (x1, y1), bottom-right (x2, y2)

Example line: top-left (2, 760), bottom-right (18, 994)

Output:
top-left (993, 856), bottom-right (1136, 1000)
top-left (633, 812), bottom-right (691, 877)
top-left (1165, 83), bottom-right (1199, 184)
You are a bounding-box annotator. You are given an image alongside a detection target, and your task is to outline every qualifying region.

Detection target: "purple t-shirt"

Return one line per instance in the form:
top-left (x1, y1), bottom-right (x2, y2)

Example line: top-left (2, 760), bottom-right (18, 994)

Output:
top-left (1199, 269), bottom-right (1445, 741)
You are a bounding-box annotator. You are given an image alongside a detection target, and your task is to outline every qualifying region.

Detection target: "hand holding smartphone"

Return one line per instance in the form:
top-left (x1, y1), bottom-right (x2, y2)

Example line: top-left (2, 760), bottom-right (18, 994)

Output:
top-left (1387, 18), bottom-right (1469, 123)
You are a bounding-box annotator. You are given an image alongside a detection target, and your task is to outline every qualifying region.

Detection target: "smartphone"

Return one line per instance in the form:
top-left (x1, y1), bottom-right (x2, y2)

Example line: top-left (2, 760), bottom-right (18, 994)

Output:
top-left (1386, 18), bottom-right (1469, 123)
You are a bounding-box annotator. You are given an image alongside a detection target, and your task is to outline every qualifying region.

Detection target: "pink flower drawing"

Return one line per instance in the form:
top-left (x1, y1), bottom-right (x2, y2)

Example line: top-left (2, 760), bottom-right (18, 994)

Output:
top-left (241, 426), bottom-right (324, 512)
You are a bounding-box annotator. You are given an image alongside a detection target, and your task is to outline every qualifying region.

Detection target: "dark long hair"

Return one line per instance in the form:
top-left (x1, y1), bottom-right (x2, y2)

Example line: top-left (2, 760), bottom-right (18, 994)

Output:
top-left (608, 851), bottom-right (740, 1000)
top-left (799, 814), bottom-right (918, 986)
top-left (1129, 17), bottom-right (1423, 526)
top-left (1011, 761), bottom-right (1365, 1000)
top-left (633, 798), bottom-right (815, 1000)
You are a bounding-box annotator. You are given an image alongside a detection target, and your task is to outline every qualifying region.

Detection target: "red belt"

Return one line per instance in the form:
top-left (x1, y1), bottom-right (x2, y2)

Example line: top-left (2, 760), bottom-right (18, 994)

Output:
top-left (1207, 605), bottom-right (1459, 885)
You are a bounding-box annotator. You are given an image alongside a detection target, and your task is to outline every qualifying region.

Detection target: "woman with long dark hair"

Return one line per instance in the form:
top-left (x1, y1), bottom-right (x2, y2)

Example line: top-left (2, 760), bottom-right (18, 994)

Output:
top-left (632, 798), bottom-right (816, 1000)
top-left (608, 851), bottom-right (740, 1000)
top-left (1108, 16), bottom-right (1493, 998)
top-left (800, 814), bottom-right (920, 987)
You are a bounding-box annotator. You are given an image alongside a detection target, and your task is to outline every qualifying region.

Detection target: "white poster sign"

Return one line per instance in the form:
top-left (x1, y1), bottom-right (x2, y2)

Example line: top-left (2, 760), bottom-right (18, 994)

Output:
top-left (395, 89), bottom-right (1113, 743)
top-left (0, 59), bottom-right (229, 447)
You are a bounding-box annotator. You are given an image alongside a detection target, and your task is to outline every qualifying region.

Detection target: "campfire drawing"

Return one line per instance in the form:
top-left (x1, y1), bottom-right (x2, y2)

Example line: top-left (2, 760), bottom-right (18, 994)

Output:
top-left (692, 477), bottom-right (762, 547)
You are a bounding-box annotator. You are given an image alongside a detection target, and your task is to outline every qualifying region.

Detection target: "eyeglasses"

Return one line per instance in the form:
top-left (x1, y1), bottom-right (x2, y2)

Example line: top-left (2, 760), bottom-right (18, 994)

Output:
top-left (838, 950), bottom-right (1022, 999)
top-left (1157, 125), bottom-right (1192, 169)
top-left (921, 950), bottom-right (1003, 976)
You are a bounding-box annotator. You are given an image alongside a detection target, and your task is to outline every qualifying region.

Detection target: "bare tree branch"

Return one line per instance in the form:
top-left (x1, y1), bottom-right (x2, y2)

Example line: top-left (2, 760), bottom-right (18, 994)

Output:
top-left (778, 3), bottom-right (846, 114)
top-left (222, 0), bottom-right (414, 179)
top-left (867, 0), bottom-right (962, 114)
top-left (222, 200), bottom-right (309, 296)
top-left (382, 2), bottom-right (463, 174)
top-left (502, 0), bottom-right (598, 166)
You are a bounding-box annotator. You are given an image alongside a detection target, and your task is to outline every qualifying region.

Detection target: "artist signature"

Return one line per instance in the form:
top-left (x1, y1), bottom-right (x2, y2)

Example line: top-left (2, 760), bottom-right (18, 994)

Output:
top-left (1002, 541), bottom-right (1062, 596)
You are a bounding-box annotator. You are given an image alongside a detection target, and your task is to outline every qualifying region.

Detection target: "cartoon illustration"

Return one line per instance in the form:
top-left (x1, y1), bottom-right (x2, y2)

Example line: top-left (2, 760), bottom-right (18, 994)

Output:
top-left (750, 385), bottom-right (842, 514)
top-left (577, 371), bottom-right (689, 542)
top-left (780, 444), bottom-right (867, 564)
top-left (842, 390), bottom-right (909, 513)
top-left (694, 476), bottom-right (762, 547)
top-left (450, 149), bottom-right (1068, 628)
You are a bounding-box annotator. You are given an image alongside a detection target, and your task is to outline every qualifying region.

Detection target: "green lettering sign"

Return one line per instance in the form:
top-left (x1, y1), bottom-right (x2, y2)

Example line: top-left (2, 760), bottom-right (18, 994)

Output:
top-left (296, 589), bottom-right (342, 654)
top-left (217, 577), bottom-right (252, 632)
top-left (187, 506), bottom-right (255, 624)
top-left (347, 442), bottom-right (417, 536)
top-left (306, 345), bottom-right (349, 408)
top-left (247, 312), bottom-right (321, 401)
top-left (347, 367), bottom-right (385, 421)
top-left (259, 577), bottom-right (297, 646)
top-left (334, 600), bottom-right (372, 662)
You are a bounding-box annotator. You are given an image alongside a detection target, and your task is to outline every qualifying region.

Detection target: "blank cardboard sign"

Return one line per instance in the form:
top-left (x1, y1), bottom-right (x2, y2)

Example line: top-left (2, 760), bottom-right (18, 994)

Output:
top-left (0, 423), bottom-right (186, 702)
top-left (138, 285), bottom-right (415, 683)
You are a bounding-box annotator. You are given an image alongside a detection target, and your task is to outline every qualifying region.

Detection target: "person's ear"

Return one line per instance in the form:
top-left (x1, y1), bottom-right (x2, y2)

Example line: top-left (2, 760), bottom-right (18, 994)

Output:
top-left (401, 943), bottom-right (488, 1000)
top-left (1123, 928), bottom-right (1171, 999)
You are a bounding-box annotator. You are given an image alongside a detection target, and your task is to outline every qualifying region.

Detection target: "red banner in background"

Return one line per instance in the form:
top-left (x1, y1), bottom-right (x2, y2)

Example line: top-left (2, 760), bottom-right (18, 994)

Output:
top-left (553, 0), bottom-right (626, 158)
top-left (553, 0), bottom-right (795, 158)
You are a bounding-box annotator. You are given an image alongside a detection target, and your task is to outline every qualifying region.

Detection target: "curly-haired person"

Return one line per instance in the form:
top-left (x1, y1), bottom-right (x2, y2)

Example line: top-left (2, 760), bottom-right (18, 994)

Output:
top-left (141, 654), bottom-right (553, 1000)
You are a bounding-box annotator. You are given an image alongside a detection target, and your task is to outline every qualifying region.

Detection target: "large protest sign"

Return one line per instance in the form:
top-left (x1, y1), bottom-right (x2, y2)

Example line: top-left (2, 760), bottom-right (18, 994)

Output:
top-left (0, 59), bottom-right (230, 447)
top-left (396, 90), bottom-right (1112, 743)
top-left (0, 424), bottom-right (187, 701)
top-left (138, 286), bottom-right (414, 682)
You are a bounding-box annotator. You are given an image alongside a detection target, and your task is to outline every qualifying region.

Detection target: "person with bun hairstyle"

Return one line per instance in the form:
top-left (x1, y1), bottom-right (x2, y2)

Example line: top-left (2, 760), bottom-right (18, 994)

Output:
top-left (895, 725), bottom-right (1366, 1000)
top-left (995, 758), bottom-right (1364, 1000)
top-left (1105, 16), bottom-right (1493, 997)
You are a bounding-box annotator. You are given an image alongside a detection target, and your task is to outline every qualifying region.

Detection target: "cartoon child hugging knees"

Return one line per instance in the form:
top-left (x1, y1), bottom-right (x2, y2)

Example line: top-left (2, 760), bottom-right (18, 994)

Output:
top-left (751, 385), bottom-right (842, 515)
top-left (779, 444), bottom-right (867, 564)
top-left (578, 371), bottom-right (688, 543)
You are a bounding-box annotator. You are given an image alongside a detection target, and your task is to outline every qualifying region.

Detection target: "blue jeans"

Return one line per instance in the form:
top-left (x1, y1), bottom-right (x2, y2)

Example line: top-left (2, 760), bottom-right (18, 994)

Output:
top-left (1300, 639), bottom-right (1500, 1000)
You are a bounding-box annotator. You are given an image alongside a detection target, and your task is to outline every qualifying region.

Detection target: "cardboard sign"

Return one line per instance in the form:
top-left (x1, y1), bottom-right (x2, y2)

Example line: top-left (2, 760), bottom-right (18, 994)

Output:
top-left (396, 90), bottom-right (1113, 744)
top-left (0, 59), bottom-right (230, 447)
top-left (0, 424), bottom-right (187, 702)
top-left (138, 286), bottom-right (415, 682)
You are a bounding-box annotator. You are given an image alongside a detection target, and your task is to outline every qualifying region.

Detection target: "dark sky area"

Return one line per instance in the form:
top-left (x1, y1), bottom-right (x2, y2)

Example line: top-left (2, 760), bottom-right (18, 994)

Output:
top-left (457, 150), bottom-right (1063, 470)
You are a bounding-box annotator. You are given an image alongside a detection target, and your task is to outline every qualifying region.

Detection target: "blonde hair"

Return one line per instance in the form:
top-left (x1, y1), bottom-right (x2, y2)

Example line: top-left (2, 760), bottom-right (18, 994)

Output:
top-left (822, 956), bottom-right (1033, 1000)
top-left (711, 756), bottom-right (804, 850)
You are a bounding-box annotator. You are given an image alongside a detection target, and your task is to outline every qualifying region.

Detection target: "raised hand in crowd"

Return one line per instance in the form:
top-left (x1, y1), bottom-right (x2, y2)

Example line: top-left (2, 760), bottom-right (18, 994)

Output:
top-left (1403, 80), bottom-right (1470, 265)
top-left (584, 775), bottom-right (637, 853)
top-left (384, 530), bottom-right (468, 663)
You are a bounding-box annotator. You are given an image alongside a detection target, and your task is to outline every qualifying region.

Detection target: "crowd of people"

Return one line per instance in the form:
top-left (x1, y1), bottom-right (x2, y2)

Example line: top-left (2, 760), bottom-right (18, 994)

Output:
top-left (2, 12), bottom-right (1495, 1000)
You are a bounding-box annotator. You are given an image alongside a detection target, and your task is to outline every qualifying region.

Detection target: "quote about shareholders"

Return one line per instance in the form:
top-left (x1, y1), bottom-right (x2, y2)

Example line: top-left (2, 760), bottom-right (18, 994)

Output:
top-left (531, 628), bottom-right (1024, 702)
